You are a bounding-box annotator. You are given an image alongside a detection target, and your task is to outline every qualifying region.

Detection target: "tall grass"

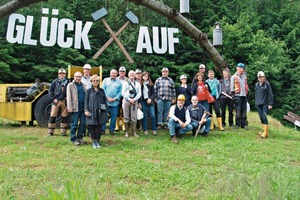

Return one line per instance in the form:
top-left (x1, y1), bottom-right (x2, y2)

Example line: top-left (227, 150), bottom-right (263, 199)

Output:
top-left (0, 112), bottom-right (299, 199)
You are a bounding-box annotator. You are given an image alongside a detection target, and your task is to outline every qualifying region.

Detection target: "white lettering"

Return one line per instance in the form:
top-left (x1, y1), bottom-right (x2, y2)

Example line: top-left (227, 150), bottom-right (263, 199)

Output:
top-left (23, 16), bottom-right (37, 45)
top-left (168, 28), bottom-right (179, 54)
top-left (74, 21), bottom-right (92, 50)
top-left (57, 18), bottom-right (74, 48)
top-left (6, 14), bottom-right (25, 44)
top-left (136, 26), bottom-right (153, 53)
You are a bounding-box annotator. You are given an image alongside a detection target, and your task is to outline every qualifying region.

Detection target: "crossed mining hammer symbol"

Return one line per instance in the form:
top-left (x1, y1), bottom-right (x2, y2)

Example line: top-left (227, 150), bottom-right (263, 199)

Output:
top-left (91, 8), bottom-right (139, 63)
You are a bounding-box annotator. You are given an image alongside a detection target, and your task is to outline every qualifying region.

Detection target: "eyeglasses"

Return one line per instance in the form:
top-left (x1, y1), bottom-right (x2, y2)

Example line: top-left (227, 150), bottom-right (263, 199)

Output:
top-left (75, 76), bottom-right (82, 78)
top-left (92, 80), bottom-right (100, 82)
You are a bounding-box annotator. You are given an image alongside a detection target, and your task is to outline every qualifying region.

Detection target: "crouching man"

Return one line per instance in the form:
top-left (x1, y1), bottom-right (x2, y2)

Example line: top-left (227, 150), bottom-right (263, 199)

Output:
top-left (168, 94), bottom-right (193, 143)
top-left (188, 96), bottom-right (211, 137)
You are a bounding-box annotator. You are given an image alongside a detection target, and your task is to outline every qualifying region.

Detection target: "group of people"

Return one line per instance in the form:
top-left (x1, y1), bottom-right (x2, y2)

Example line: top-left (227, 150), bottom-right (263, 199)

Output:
top-left (47, 62), bottom-right (274, 147)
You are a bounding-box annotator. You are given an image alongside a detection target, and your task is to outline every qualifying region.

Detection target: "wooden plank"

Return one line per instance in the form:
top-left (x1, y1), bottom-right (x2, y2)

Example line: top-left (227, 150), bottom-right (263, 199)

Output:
top-left (283, 115), bottom-right (295, 123)
top-left (287, 111), bottom-right (300, 121)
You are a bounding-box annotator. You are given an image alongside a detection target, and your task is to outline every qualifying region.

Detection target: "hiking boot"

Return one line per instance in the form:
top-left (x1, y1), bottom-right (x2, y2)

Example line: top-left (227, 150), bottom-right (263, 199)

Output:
top-left (73, 141), bottom-right (80, 146)
top-left (47, 133), bottom-right (53, 137)
top-left (171, 136), bottom-right (179, 144)
top-left (144, 130), bottom-right (148, 135)
top-left (61, 132), bottom-right (67, 136)
top-left (101, 130), bottom-right (106, 135)
top-left (202, 132), bottom-right (208, 137)
top-left (96, 142), bottom-right (101, 149)
top-left (152, 130), bottom-right (157, 136)
top-left (109, 130), bottom-right (115, 135)
top-left (242, 126), bottom-right (249, 130)
top-left (92, 142), bottom-right (97, 149)
top-left (124, 132), bottom-right (129, 138)
top-left (163, 125), bottom-right (169, 130)
top-left (134, 133), bottom-right (139, 138)
top-left (156, 125), bottom-right (162, 130)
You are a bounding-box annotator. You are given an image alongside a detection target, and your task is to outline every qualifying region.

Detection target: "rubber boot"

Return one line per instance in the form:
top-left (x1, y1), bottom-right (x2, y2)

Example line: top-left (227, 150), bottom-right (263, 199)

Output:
top-left (210, 117), bottom-right (214, 130)
top-left (260, 124), bottom-right (269, 138)
top-left (124, 122), bottom-right (130, 138)
top-left (217, 117), bottom-right (224, 131)
top-left (115, 117), bottom-right (120, 131)
top-left (258, 124), bottom-right (264, 135)
top-left (132, 122), bottom-right (139, 137)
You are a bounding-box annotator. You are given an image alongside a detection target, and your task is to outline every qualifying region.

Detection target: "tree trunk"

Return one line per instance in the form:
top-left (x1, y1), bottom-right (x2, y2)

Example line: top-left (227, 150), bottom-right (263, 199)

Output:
top-left (0, 0), bottom-right (47, 20)
top-left (126, 0), bottom-right (228, 73)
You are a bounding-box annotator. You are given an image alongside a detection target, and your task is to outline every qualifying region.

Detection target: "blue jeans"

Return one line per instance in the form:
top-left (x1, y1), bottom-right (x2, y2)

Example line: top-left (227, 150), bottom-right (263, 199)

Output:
top-left (157, 99), bottom-right (172, 125)
top-left (102, 105), bottom-right (119, 131)
top-left (141, 100), bottom-right (156, 131)
top-left (256, 105), bottom-right (268, 124)
top-left (70, 107), bottom-right (85, 142)
top-left (198, 100), bottom-right (209, 111)
top-left (168, 118), bottom-right (193, 136)
top-left (190, 118), bottom-right (211, 134)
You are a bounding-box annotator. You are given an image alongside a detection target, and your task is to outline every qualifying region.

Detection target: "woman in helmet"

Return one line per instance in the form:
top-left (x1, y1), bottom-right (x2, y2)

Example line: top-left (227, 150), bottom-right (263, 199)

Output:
top-left (255, 71), bottom-right (273, 138)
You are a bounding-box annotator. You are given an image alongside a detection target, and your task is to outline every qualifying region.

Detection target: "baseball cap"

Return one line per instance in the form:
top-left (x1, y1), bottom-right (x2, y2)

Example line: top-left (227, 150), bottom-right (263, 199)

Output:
top-left (199, 64), bottom-right (206, 69)
top-left (58, 68), bottom-right (66, 74)
top-left (237, 63), bottom-right (245, 69)
top-left (257, 71), bottom-right (265, 77)
top-left (162, 67), bottom-right (169, 72)
top-left (119, 66), bottom-right (126, 72)
top-left (180, 74), bottom-right (187, 80)
top-left (83, 64), bottom-right (91, 70)
top-left (135, 69), bottom-right (142, 74)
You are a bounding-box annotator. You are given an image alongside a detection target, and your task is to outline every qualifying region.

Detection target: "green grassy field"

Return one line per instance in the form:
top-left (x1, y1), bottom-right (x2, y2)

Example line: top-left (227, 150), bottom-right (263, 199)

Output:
top-left (0, 112), bottom-right (299, 199)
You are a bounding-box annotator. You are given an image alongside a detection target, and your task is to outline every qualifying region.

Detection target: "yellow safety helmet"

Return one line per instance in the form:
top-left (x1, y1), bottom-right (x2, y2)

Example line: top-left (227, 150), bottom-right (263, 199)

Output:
top-left (177, 94), bottom-right (186, 101)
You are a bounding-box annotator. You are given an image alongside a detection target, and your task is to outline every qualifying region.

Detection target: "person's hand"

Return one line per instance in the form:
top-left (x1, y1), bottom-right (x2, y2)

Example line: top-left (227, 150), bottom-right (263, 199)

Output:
top-left (147, 98), bottom-right (152, 104)
top-left (268, 105), bottom-right (273, 110)
top-left (179, 121), bottom-right (186, 128)
top-left (85, 111), bottom-right (91, 116)
top-left (53, 99), bottom-right (58, 104)
top-left (107, 97), bottom-right (115, 102)
top-left (172, 99), bottom-right (176, 104)
top-left (129, 99), bottom-right (135, 105)
top-left (68, 108), bottom-right (73, 113)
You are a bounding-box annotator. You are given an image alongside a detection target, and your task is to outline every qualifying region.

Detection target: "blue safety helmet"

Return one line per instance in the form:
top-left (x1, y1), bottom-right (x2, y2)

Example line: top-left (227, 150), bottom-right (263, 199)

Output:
top-left (237, 63), bottom-right (245, 69)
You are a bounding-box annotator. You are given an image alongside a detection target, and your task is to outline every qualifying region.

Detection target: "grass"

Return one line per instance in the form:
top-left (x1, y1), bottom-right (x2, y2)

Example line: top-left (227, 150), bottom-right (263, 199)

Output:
top-left (0, 112), bottom-right (299, 199)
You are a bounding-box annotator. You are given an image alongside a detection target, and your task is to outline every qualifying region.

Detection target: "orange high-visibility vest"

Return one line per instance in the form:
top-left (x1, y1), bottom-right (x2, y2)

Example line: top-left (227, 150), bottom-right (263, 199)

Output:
top-left (234, 74), bottom-right (248, 94)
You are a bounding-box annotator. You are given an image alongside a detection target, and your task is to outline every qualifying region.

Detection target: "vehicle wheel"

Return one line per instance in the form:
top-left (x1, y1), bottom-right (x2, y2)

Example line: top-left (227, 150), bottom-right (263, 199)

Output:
top-left (34, 95), bottom-right (65, 128)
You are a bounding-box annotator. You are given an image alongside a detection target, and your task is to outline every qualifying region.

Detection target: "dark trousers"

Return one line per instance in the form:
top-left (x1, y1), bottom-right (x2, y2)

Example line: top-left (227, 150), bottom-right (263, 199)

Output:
top-left (88, 124), bottom-right (103, 141)
top-left (256, 105), bottom-right (269, 124)
top-left (220, 97), bottom-right (233, 126)
top-left (209, 97), bottom-right (221, 118)
top-left (235, 96), bottom-right (247, 127)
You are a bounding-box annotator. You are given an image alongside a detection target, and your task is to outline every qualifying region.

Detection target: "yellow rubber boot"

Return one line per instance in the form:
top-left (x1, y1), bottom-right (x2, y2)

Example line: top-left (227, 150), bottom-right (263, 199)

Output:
top-left (217, 117), bottom-right (224, 131)
top-left (210, 117), bottom-right (214, 130)
top-left (258, 124), bottom-right (264, 135)
top-left (260, 124), bottom-right (269, 138)
top-left (115, 117), bottom-right (120, 131)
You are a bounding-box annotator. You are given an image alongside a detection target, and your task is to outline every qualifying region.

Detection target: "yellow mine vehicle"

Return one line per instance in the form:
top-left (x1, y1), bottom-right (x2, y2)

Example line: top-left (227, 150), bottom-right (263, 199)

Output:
top-left (0, 65), bottom-right (102, 127)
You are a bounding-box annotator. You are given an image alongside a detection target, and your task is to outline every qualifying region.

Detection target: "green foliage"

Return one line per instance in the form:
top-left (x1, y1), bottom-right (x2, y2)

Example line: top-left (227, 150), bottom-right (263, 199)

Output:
top-left (0, 0), bottom-right (299, 123)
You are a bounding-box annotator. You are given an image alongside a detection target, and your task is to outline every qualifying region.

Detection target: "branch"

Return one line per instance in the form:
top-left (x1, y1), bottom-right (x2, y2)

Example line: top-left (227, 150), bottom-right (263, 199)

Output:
top-left (125, 0), bottom-right (228, 73)
top-left (0, 0), bottom-right (47, 20)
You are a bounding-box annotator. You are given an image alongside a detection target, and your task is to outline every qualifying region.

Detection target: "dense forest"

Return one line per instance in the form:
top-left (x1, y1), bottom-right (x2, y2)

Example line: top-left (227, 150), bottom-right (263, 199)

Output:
top-left (0, 0), bottom-right (299, 124)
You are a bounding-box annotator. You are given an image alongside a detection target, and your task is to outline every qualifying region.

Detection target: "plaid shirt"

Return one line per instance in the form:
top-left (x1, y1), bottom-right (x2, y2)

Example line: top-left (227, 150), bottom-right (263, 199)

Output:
top-left (154, 76), bottom-right (176, 101)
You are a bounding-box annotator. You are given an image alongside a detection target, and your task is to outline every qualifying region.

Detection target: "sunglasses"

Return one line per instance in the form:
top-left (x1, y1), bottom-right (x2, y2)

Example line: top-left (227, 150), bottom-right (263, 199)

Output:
top-left (92, 80), bottom-right (100, 82)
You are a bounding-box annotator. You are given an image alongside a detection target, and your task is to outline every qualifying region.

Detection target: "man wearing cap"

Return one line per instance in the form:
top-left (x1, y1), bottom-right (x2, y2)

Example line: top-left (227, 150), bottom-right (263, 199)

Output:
top-left (154, 67), bottom-right (176, 130)
top-left (168, 94), bottom-right (193, 143)
top-left (230, 63), bottom-right (249, 130)
top-left (67, 71), bottom-right (88, 146)
top-left (102, 69), bottom-right (123, 135)
top-left (47, 68), bottom-right (69, 136)
top-left (81, 64), bottom-right (92, 89)
top-left (115, 66), bottom-right (128, 132)
top-left (176, 74), bottom-right (192, 107)
top-left (255, 71), bottom-right (273, 138)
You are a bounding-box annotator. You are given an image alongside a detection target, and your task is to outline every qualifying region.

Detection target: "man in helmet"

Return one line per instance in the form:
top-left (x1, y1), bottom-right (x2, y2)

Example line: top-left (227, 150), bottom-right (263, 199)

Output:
top-left (81, 64), bottom-right (92, 89)
top-left (230, 63), bottom-right (249, 130)
top-left (47, 68), bottom-right (69, 136)
top-left (168, 94), bottom-right (193, 143)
